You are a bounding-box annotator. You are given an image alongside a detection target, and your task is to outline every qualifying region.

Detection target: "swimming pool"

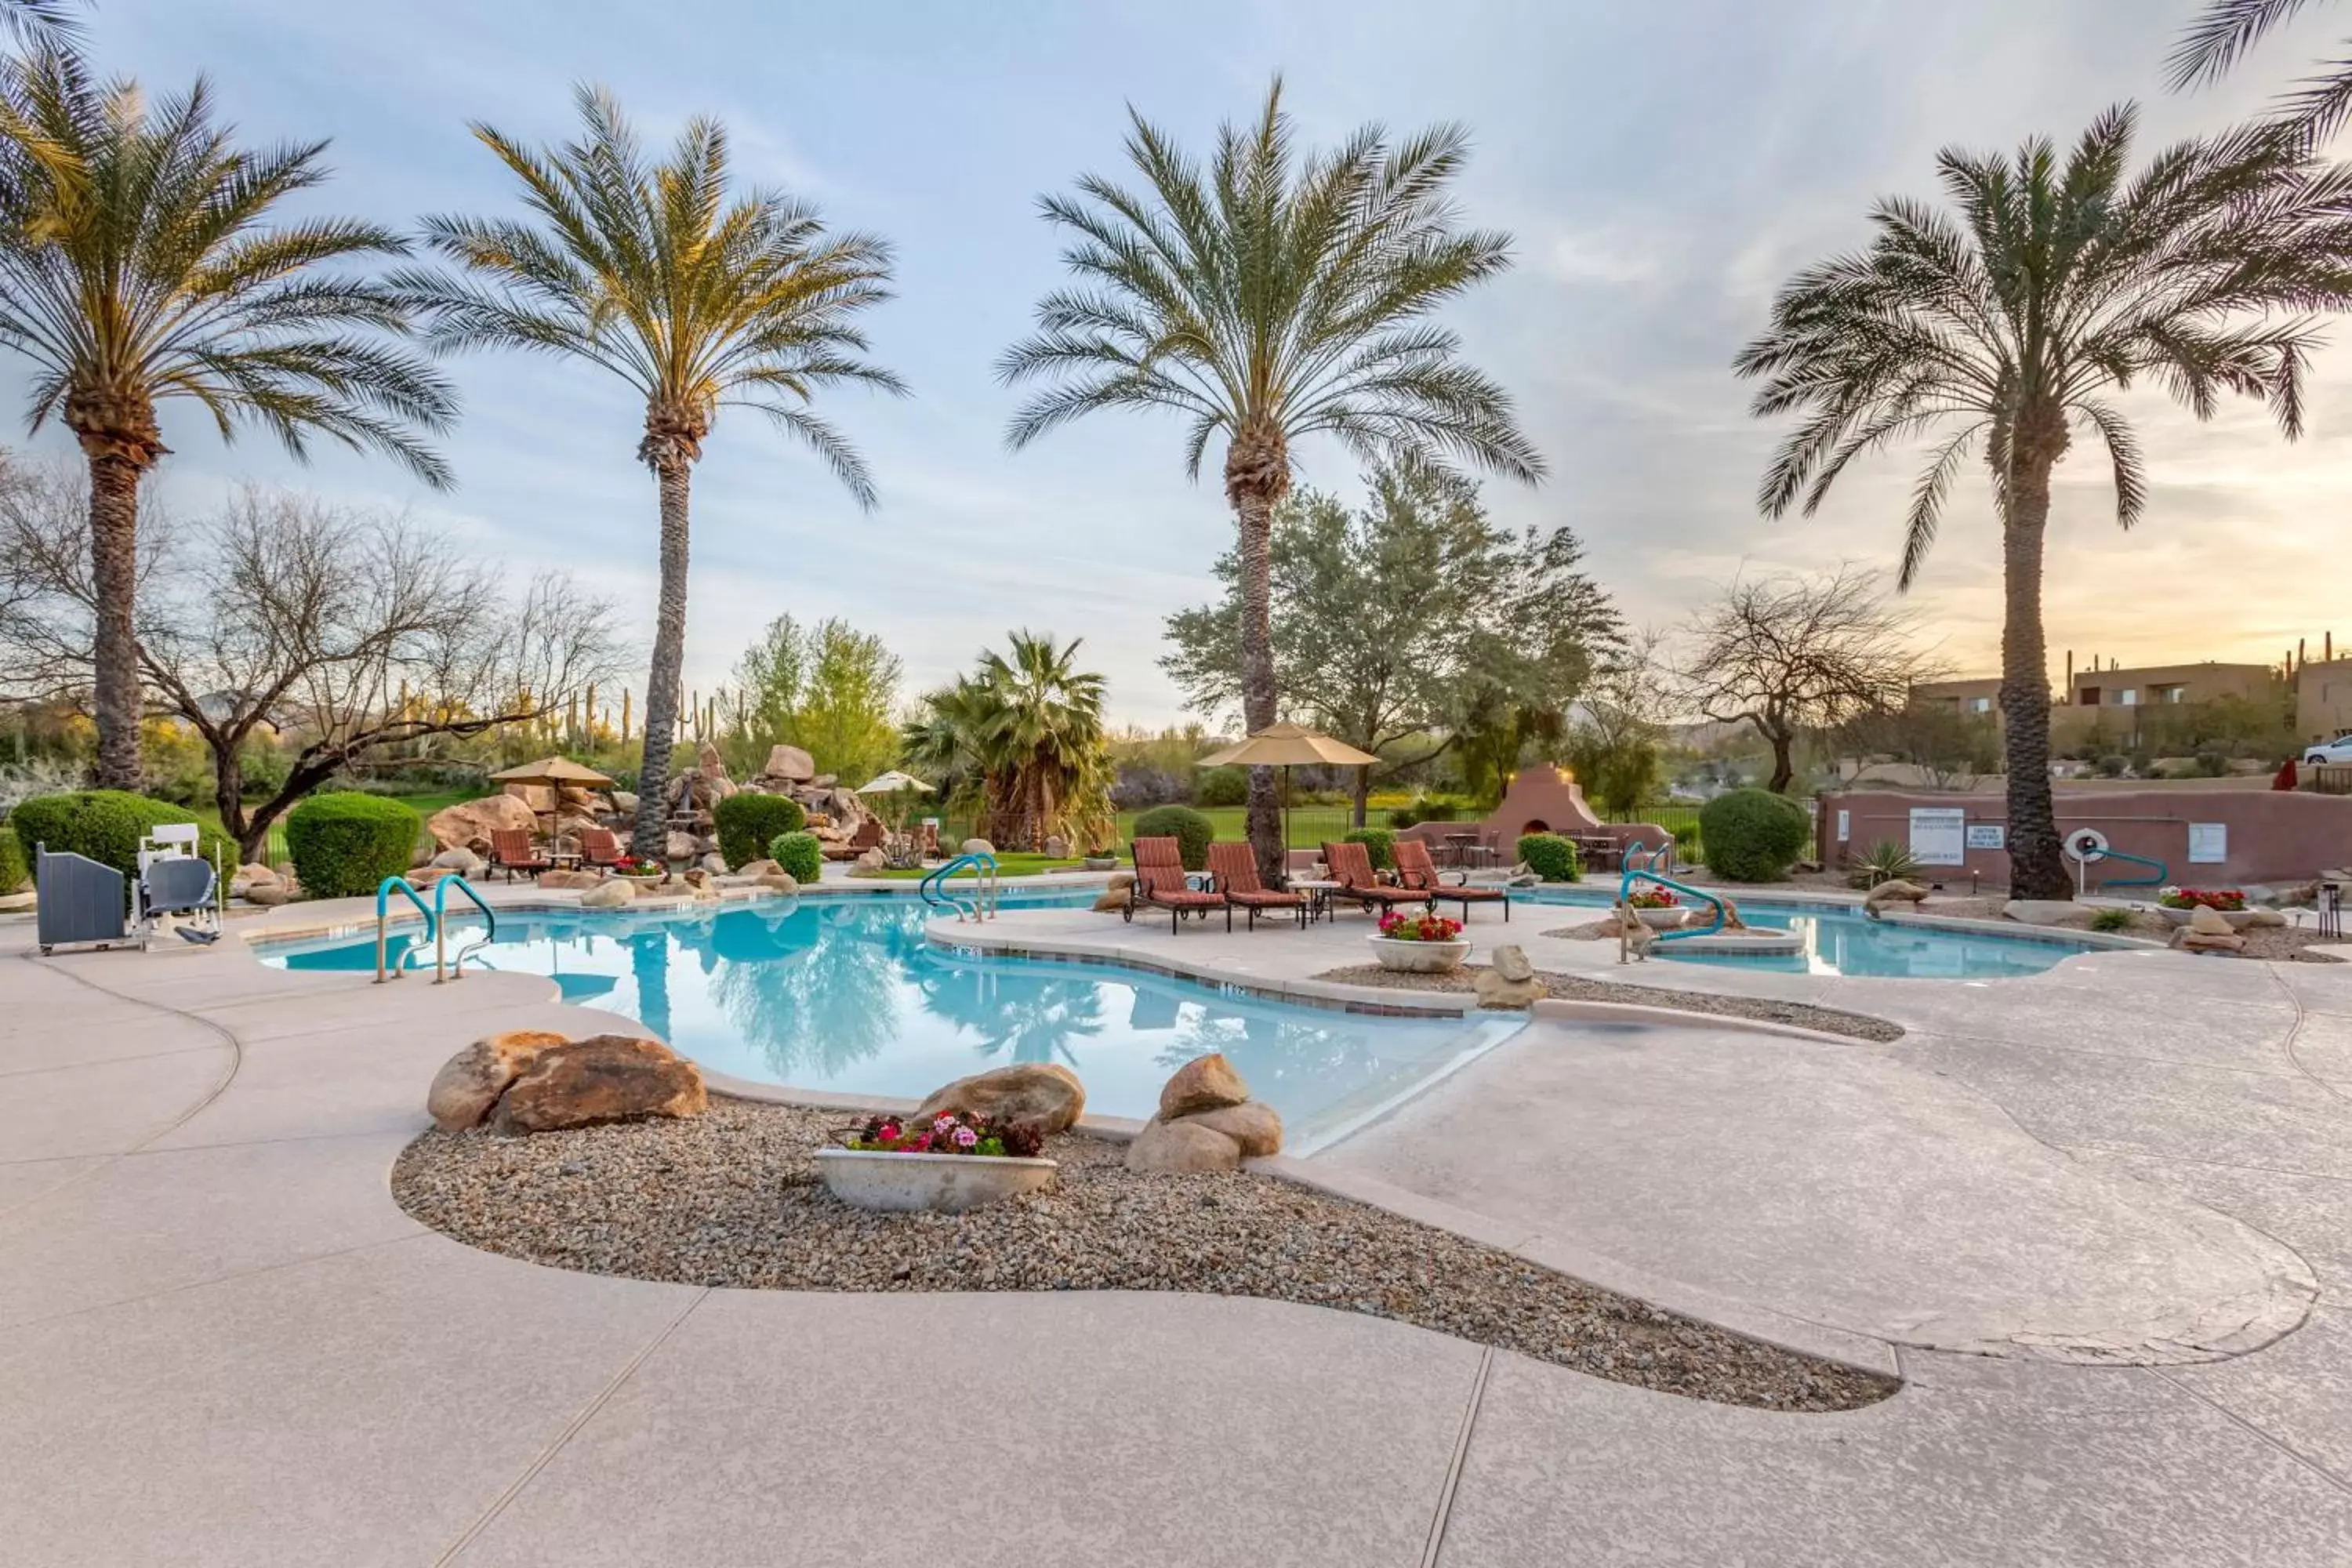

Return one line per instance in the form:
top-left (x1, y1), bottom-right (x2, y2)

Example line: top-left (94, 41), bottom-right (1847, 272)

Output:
top-left (261, 889), bottom-right (1519, 1149)
top-left (1519, 889), bottom-right (2096, 978)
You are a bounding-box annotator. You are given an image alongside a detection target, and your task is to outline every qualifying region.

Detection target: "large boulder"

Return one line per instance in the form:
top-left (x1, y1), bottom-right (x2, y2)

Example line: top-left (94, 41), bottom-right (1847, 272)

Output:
top-left (2003, 899), bottom-right (2082, 927)
top-left (491, 1034), bottom-right (706, 1134)
top-left (1475, 944), bottom-right (1546, 1009)
top-left (665, 830), bottom-right (701, 862)
top-left (430, 847), bottom-right (486, 878)
top-left (1864, 879), bottom-right (1930, 910)
top-left (581, 878), bottom-right (635, 909)
top-left (1126, 1116), bottom-right (1242, 1174)
top-left (1091, 870), bottom-right (1136, 913)
top-left (962, 837), bottom-right (996, 857)
top-left (914, 1062), bottom-right (1087, 1138)
top-left (1158, 1053), bottom-right (1249, 1120)
top-left (1043, 834), bottom-right (1071, 858)
top-left (758, 870), bottom-right (800, 896)
top-left (2188, 905), bottom-right (2236, 937)
top-left (535, 868), bottom-right (598, 891)
top-left (426, 794), bottom-right (538, 855)
top-left (738, 858), bottom-right (780, 878)
top-left (760, 744), bottom-right (816, 782)
top-left (612, 790), bottom-right (640, 817)
top-left (230, 862), bottom-right (281, 898)
top-left (1180, 1100), bottom-right (1282, 1157)
top-left (426, 1029), bottom-right (570, 1133)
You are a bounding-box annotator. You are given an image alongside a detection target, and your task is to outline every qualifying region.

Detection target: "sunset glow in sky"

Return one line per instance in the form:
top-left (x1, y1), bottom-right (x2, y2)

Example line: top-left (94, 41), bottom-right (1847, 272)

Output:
top-left (23, 0), bottom-right (2352, 723)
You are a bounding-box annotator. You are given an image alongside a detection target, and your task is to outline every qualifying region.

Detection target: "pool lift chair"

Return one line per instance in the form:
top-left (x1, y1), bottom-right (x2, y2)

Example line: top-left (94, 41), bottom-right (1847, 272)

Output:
top-left (135, 824), bottom-right (223, 947)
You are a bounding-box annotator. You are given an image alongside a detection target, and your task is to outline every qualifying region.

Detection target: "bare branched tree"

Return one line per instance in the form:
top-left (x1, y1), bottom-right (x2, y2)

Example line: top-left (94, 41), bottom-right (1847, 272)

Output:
top-left (0, 479), bottom-right (626, 858)
top-left (1676, 566), bottom-right (1935, 793)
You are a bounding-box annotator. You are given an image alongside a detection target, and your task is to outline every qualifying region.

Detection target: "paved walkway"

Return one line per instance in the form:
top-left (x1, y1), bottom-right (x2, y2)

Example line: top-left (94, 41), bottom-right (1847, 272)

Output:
top-left (2, 887), bottom-right (2350, 1564)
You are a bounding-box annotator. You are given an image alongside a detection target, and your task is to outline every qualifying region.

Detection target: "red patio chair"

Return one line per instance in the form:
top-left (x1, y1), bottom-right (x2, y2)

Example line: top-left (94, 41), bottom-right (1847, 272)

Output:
top-left (1127, 836), bottom-right (1229, 933)
top-left (1393, 837), bottom-right (1510, 923)
top-left (1320, 840), bottom-right (1423, 915)
top-left (488, 828), bottom-right (552, 882)
top-left (578, 827), bottom-right (626, 873)
top-left (1207, 840), bottom-right (1305, 931)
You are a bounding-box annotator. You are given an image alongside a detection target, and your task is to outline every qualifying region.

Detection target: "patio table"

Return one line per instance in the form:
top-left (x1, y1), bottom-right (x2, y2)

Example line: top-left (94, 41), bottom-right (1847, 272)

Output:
top-left (1289, 877), bottom-right (1343, 924)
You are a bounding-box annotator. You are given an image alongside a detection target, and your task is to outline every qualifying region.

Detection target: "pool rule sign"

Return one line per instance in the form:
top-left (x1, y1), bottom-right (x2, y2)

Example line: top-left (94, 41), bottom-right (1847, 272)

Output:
top-left (1907, 807), bottom-right (1969, 866)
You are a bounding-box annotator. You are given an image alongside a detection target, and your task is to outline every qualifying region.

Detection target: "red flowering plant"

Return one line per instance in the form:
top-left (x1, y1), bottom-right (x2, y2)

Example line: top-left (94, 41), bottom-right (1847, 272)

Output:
top-left (2157, 887), bottom-right (2245, 912)
top-left (843, 1109), bottom-right (1043, 1159)
top-left (1376, 909), bottom-right (1465, 943)
top-left (611, 855), bottom-right (665, 879)
top-left (1625, 887), bottom-right (1678, 909)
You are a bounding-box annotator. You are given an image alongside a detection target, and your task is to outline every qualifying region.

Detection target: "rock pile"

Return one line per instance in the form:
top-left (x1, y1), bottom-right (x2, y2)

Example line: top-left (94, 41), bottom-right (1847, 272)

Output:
top-left (1863, 879), bottom-right (1930, 919)
top-left (426, 1029), bottom-right (707, 1134)
top-left (1474, 943), bottom-right (1547, 1008)
top-left (424, 793), bottom-right (539, 856)
top-left (660, 740), bottom-right (878, 864)
top-left (230, 862), bottom-right (293, 906)
top-left (1125, 1053), bottom-right (1283, 1172)
top-left (2174, 905), bottom-right (2247, 955)
top-left (1091, 871), bottom-right (1135, 913)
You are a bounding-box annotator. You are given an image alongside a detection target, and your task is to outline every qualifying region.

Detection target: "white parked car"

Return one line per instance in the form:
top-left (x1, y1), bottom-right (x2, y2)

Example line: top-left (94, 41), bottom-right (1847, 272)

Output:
top-left (2304, 734), bottom-right (2352, 765)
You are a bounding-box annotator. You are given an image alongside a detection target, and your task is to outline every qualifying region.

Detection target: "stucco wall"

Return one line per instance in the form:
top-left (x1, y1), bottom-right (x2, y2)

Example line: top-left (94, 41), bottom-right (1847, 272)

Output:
top-left (1817, 786), bottom-right (2352, 887)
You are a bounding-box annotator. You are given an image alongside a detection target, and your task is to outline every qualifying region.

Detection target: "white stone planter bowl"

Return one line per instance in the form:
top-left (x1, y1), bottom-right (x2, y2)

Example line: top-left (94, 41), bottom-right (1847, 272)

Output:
top-left (814, 1147), bottom-right (1058, 1213)
top-left (1367, 935), bottom-right (1472, 973)
top-left (2156, 906), bottom-right (2256, 930)
top-left (1621, 906), bottom-right (1687, 929)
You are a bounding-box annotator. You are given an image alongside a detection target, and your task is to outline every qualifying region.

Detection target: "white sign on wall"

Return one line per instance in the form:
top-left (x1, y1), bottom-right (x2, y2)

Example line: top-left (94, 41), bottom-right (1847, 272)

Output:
top-left (2188, 822), bottom-right (2228, 865)
top-left (1909, 807), bottom-right (1968, 866)
top-left (1836, 809), bottom-right (1851, 844)
top-left (1965, 824), bottom-right (2006, 851)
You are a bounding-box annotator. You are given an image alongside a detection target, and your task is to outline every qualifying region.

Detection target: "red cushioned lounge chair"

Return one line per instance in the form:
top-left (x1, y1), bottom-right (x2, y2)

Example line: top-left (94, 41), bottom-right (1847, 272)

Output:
top-left (1392, 837), bottom-right (1510, 923)
top-left (1320, 840), bottom-right (1423, 916)
top-left (1127, 836), bottom-right (1229, 933)
top-left (488, 828), bottom-right (552, 882)
top-left (1207, 840), bottom-right (1305, 931)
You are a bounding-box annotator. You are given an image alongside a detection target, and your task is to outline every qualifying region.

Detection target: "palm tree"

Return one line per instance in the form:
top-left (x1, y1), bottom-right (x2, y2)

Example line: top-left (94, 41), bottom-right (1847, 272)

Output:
top-left (1733, 106), bottom-right (2352, 898)
top-left (0, 48), bottom-right (457, 788)
top-left (2171, 1), bottom-right (2352, 144)
top-left (902, 630), bottom-right (1114, 852)
top-left (0, 1), bottom-right (82, 49)
top-left (1000, 78), bottom-right (1541, 880)
top-left (398, 85), bottom-right (905, 858)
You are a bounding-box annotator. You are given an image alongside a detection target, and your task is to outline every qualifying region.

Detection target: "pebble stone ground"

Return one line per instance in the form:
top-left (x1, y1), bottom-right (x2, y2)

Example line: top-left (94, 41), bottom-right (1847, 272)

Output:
top-left (2, 878), bottom-right (2350, 1566)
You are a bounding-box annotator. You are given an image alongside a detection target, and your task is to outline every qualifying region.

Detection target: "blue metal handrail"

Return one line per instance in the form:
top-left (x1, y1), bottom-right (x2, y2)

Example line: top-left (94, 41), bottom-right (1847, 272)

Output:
top-left (374, 875), bottom-right (436, 982)
top-left (2094, 848), bottom-right (2167, 892)
top-left (1617, 866), bottom-right (1728, 946)
top-left (432, 873), bottom-right (497, 982)
top-left (920, 851), bottom-right (998, 921)
top-left (1624, 839), bottom-right (1675, 878)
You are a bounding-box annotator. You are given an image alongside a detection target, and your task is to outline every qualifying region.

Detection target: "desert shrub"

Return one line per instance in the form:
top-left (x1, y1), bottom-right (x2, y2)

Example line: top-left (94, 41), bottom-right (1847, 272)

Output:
top-left (1341, 826), bottom-right (1396, 870)
top-left (1132, 804), bottom-right (1215, 869)
top-left (285, 792), bottom-right (422, 898)
top-left (1697, 789), bottom-right (1810, 883)
top-left (1846, 838), bottom-right (1922, 890)
top-left (713, 791), bottom-right (805, 868)
top-left (2192, 749), bottom-right (2230, 778)
top-left (2094, 754), bottom-right (2129, 778)
top-left (1192, 765), bottom-right (1248, 808)
top-left (0, 825), bottom-right (24, 893)
top-left (1516, 832), bottom-right (1581, 882)
top-left (1671, 822), bottom-right (1700, 852)
top-left (768, 830), bottom-right (822, 884)
top-left (1387, 806), bottom-right (1420, 829)
top-left (2089, 906), bottom-right (2136, 933)
top-left (9, 790), bottom-right (236, 880)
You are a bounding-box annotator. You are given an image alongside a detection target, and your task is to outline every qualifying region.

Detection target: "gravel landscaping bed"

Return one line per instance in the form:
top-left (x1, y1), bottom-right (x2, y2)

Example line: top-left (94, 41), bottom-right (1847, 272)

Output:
top-left (393, 1100), bottom-right (1893, 1411)
top-left (1318, 961), bottom-right (1904, 1043)
top-left (1920, 898), bottom-right (2343, 964)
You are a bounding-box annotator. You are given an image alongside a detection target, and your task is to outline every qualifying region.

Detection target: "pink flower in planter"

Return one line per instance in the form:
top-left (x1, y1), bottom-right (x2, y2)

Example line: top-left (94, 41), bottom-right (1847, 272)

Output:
top-left (953, 1126), bottom-right (979, 1149)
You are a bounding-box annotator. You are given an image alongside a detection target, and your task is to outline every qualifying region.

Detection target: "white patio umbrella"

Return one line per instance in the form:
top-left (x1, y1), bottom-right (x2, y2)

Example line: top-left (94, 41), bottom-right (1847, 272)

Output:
top-left (855, 771), bottom-right (933, 795)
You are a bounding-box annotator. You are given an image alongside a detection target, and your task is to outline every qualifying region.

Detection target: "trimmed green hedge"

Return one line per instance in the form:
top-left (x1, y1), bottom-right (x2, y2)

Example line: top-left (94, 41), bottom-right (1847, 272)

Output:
top-left (1341, 826), bottom-right (1396, 871)
top-left (768, 830), bottom-right (822, 884)
top-left (0, 825), bottom-right (24, 894)
top-left (714, 792), bottom-right (806, 869)
top-left (9, 791), bottom-right (236, 881)
top-left (285, 792), bottom-right (423, 898)
top-left (1697, 788), bottom-right (1810, 882)
top-left (1133, 804), bottom-right (1214, 870)
top-left (1517, 832), bottom-right (1581, 883)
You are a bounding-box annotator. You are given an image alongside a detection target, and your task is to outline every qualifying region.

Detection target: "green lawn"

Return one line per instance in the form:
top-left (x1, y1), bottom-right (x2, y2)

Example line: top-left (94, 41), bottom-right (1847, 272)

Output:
top-left (865, 852), bottom-right (1087, 879)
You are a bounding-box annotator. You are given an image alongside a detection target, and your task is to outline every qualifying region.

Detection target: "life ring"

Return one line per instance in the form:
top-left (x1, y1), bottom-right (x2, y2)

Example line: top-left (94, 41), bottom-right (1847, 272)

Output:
top-left (2063, 827), bottom-right (2110, 863)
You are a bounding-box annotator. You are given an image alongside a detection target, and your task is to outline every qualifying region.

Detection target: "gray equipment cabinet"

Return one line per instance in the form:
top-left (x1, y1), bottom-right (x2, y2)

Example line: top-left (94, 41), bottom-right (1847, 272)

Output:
top-left (34, 843), bottom-right (129, 953)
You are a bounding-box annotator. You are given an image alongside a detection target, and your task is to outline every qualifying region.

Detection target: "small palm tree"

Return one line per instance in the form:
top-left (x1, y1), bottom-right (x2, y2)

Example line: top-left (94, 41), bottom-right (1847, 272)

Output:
top-left (2171, 1), bottom-right (2352, 143)
top-left (1734, 106), bottom-right (2352, 898)
top-left (903, 631), bottom-right (1112, 852)
top-left (1000, 78), bottom-right (1541, 880)
top-left (399, 85), bottom-right (905, 857)
top-left (0, 48), bottom-right (457, 787)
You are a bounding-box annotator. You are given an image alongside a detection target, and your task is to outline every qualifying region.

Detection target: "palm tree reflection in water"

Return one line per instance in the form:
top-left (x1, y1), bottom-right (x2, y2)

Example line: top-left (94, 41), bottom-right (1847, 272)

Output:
top-left (704, 902), bottom-right (905, 1078)
top-left (916, 960), bottom-right (1107, 1066)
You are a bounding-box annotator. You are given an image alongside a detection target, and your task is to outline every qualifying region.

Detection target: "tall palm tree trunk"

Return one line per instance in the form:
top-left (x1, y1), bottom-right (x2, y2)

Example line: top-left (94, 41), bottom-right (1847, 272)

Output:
top-left (1228, 429), bottom-right (1287, 884)
top-left (2000, 443), bottom-right (2069, 900)
top-left (85, 453), bottom-right (145, 790)
top-left (633, 457), bottom-right (693, 860)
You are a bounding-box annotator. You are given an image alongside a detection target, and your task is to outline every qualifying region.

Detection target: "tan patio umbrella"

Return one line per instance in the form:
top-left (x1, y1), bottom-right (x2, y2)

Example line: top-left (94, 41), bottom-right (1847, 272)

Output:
top-left (488, 757), bottom-right (618, 836)
top-left (1199, 722), bottom-right (1378, 851)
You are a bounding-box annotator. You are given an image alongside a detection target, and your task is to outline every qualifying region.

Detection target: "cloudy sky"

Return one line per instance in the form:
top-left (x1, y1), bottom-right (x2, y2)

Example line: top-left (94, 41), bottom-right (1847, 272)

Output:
top-left (27, 0), bottom-right (2352, 726)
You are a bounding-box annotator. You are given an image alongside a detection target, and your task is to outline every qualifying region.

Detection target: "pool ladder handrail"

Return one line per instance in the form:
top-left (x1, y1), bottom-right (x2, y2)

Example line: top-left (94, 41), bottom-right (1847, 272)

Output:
top-left (920, 851), bottom-right (998, 922)
top-left (2092, 848), bottom-right (2167, 893)
top-left (1624, 839), bottom-right (1675, 878)
top-left (373, 876), bottom-right (436, 983)
top-left (1616, 866), bottom-right (1730, 962)
top-left (432, 873), bottom-right (497, 981)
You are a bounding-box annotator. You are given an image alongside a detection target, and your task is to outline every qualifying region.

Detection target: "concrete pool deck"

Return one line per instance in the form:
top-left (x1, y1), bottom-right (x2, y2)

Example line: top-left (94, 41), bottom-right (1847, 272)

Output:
top-left (3, 881), bottom-right (2350, 1563)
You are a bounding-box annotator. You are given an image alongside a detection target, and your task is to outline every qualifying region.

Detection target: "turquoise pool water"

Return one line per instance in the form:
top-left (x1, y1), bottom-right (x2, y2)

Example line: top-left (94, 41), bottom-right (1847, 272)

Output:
top-left (261, 890), bottom-right (1517, 1145)
top-left (1519, 889), bottom-right (2091, 978)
